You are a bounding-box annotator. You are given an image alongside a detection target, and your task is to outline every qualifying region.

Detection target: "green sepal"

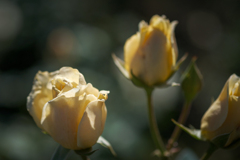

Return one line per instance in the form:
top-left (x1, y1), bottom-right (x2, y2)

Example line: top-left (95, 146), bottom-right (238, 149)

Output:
top-left (211, 132), bottom-right (240, 149)
top-left (181, 57), bottom-right (203, 102)
top-left (172, 119), bottom-right (204, 141)
top-left (211, 133), bottom-right (230, 148)
top-left (173, 53), bottom-right (188, 71)
top-left (112, 54), bottom-right (130, 79)
top-left (75, 147), bottom-right (98, 156)
top-left (130, 70), bottom-right (152, 89)
top-left (130, 70), bottom-right (179, 91)
top-left (51, 145), bottom-right (71, 160)
top-left (97, 136), bottom-right (117, 156)
top-left (225, 138), bottom-right (240, 149)
top-left (153, 53), bottom-right (188, 88)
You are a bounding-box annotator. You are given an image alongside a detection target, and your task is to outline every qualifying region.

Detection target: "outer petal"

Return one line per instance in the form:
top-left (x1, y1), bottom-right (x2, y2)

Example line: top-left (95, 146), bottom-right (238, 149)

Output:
top-left (41, 88), bottom-right (97, 150)
top-left (228, 74), bottom-right (240, 96)
top-left (223, 98), bottom-right (240, 146)
top-left (78, 83), bottom-right (99, 98)
top-left (201, 79), bottom-right (229, 133)
top-left (170, 21), bottom-right (178, 66)
top-left (57, 67), bottom-right (86, 86)
top-left (77, 100), bottom-right (107, 149)
top-left (124, 33), bottom-right (140, 74)
top-left (27, 71), bottom-right (56, 129)
top-left (130, 28), bottom-right (172, 86)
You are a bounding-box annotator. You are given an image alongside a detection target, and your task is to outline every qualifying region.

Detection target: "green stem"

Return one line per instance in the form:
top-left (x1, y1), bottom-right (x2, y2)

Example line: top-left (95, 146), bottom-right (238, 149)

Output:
top-left (200, 143), bottom-right (218, 160)
top-left (167, 101), bottom-right (191, 150)
top-left (80, 155), bottom-right (90, 160)
top-left (145, 88), bottom-right (168, 159)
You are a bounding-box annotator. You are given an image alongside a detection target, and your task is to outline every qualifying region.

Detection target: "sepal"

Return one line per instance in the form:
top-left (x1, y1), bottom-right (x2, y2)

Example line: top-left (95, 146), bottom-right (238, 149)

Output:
top-left (112, 54), bottom-right (130, 79)
top-left (51, 145), bottom-right (71, 160)
top-left (172, 119), bottom-right (205, 141)
top-left (211, 133), bottom-right (230, 148)
top-left (181, 57), bottom-right (203, 102)
top-left (173, 53), bottom-right (188, 71)
top-left (97, 136), bottom-right (117, 156)
top-left (75, 147), bottom-right (98, 156)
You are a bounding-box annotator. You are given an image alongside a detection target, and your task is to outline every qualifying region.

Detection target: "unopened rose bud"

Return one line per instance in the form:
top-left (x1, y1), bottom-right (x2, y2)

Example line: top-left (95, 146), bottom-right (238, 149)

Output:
top-left (201, 74), bottom-right (240, 148)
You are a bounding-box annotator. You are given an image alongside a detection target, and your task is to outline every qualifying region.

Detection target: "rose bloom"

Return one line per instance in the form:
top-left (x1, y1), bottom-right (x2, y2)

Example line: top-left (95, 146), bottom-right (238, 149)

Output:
top-left (123, 15), bottom-right (179, 86)
top-left (201, 74), bottom-right (240, 147)
top-left (27, 67), bottom-right (109, 150)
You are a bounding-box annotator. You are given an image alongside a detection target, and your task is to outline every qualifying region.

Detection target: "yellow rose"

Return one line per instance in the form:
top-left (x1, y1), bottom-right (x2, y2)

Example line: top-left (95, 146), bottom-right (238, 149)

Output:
top-left (27, 67), bottom-right (109, 150)
top-left (124, 15), bottom-right (179, 86)
top-left (201, 74), bottom-right (240, 147)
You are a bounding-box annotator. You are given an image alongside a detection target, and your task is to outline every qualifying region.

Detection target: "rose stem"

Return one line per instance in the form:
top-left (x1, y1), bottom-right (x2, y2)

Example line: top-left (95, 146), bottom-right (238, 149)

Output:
top-left (200, 143), bottom-right (218, 160)
top-left (80, 155), bottom-right (91, 160)
top-left (166, 100), bottom-right (192, 150)
top-left (145, 88), bottom-right (168, 159)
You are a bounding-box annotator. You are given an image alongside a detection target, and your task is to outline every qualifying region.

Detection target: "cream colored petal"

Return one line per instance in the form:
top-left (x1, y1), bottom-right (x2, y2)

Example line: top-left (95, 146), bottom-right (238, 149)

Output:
top-left (77, 100), bottom-right (107, 149)
top-left (170, 21), bottom-right (178, 65)
top-left (201, 98), bottom-right (228, 133)
top-left (27, 71), bottom-right (54, 129)
top-left (41, 88), bottom-right (97, 150)
top-left (139, 20), bottom-right (148, 31)
top-left (201, 79), bottom-right (229, 133)
top-left (124, 33), bottom-right (140, 74)
top-left (58, 67), bottom-right (86, 86)
top-left (78, 83), bottom-right (99, 98)
top-left (51, 77), bottom-right (75, 98)
top-left (150, 15), bottom-right (170, 36)
top-left (228, 74), bottom-right (240, 96)
top-left (130, 28), bottom-right (172, 86)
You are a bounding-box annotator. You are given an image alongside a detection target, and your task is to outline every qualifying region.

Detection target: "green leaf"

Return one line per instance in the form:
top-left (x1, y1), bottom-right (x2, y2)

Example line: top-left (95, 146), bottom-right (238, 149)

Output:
top-left (97, 136), bottom-right (117, 156)
top-left (172, 119), bottom-right (204, 141)
top-left (51, 145), bottom-right (71, 160)
top-left (112, 54), bottom-right (130, 79)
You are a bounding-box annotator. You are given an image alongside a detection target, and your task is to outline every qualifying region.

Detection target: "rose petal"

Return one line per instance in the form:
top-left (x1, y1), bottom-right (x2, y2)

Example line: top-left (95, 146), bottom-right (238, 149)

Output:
top-left (228, 74), bottom-right (240, 96)
top-left (201, 78), bottom-right (229, 132)
top-left (27, 71), bottom-right (55, 129)
top-left (77, 100), bottom-right (107, 149)
top-left (41, 88), bottom-right (97, 150)
top-left (170, 21), bottom-right (178, 65)
top-left (57, 67), bottom-right (86, 86)
top-left (130, 28), bottom-right (172, 86)
top-left (124, 33), bottom-right (140, 74)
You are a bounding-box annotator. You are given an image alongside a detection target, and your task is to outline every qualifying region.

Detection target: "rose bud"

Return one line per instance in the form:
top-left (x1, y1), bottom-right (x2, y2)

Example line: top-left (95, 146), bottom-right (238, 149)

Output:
top-left (124, 15), bottom-right (179, 86)
top-left (201, 74), bottom-right (240, 148)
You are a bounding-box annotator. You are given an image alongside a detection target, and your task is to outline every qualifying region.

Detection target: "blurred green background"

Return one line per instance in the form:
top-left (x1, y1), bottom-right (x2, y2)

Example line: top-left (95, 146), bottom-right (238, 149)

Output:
top-left (0, 0), bottom-right (240, 159)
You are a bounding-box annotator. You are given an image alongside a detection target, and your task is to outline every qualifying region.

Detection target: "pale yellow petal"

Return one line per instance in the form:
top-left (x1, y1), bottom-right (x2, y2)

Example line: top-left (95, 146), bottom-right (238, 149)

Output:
top-left (27, 71), bottom-right (54, 129)
top-left (41, 88), bottom-right (97, 150)
top-left (77, 100), bottom-right (106, 149)
top-left (201, 79), bottom-right (229, 132)
top-left (201, 98), bottom-right (228, 133)
top-left (78, 83), bottom-right (99, 98)
top-left (57, 67), bottom-right (86, 86)
top-left (124, 33), bottom-right (140, 73)
top-left (170, 21), bottom-right (178, 65)
top-left (228, 74), bottom-right (240, 96)
top-left (130, 28), bottom-right (172, 86)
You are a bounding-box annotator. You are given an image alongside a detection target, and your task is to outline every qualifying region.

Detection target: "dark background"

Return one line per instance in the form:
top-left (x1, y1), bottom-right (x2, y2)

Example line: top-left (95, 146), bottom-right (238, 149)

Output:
top-left (0, 0), bottom-right (240, 159)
